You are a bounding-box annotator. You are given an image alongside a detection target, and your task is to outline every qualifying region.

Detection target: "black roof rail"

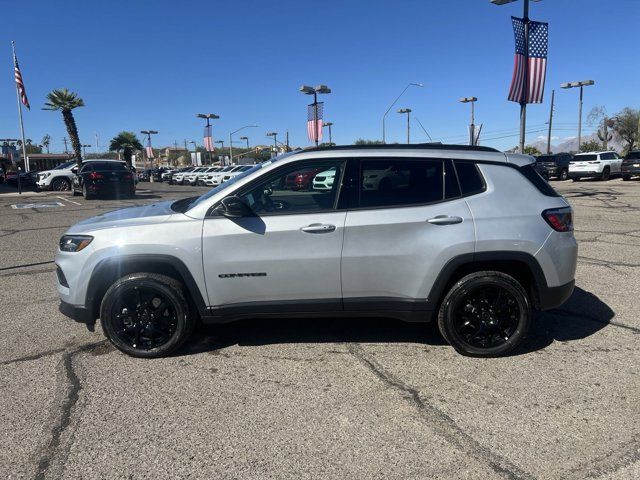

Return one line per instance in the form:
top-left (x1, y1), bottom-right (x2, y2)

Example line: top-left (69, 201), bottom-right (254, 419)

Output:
top-left (302, 143), bottom-right (500, 153)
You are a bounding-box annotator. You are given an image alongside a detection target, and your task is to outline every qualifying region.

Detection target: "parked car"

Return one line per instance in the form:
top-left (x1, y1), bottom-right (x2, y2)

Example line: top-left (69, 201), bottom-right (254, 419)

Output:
top-left (0, 167), bottom-right (5, 184)
top-left (182, 167), bottom-right (210, 186)
top-left (569, 151), bottom-right (623, 181)
top-left (312, 167), bottom-right (337, 191)
top-left (57, 144), bottom-right (576, 359)
top-left (6, 170), bottom-right (37, 187)
top-left (71, 160), bottom-right (135, 199)
top-left (535, 153), bottom-right (573, 180)
top-left (220, 165), bottom-right (253, 183)
top-left (194, 167), bottom-right (221, 186)
top-left (621, 150), bottom-right (640, 181)
top-left (35, 160), bottom-right (77, 191)
top-left (171, 167), bottom-right (196, 185)
top-left (161, 169), bottom-right (178, 182)
top-left (284, 167), bottom-right (325, 190)
top-left (203, 166), bottom-right (236, 187)
top-left (533, 162), bottom-right (550, 181)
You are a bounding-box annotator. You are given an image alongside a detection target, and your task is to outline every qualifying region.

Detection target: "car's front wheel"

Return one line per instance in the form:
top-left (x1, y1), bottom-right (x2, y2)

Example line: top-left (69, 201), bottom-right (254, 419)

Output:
top-left (437, 271), bottom-right (531, 357)
top-left (52, 177), bottom-right (71, 191)
top-left (100, 273), bottom-right (196, 358)
top-left (622, 175), bottom-right (631, 181)
top-left (559, 169), bottom-right (569, 181)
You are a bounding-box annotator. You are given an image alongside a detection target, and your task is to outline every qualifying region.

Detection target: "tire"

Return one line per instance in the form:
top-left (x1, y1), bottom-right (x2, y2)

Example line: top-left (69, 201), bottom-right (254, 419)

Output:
top-left (52, 177), bottom-right (71, 191)
top-left (572, 177), bottom-right (580, 182)
top-left (82, 184), bottom-right (93, 199)
top-left (559, 169), bottom-right (569, 181)
top-left (600, 168), bottom-right (610, 181)
top-left (100, 273), bottom-right (196, 358)
top-left (72, 188), bottom-right (81, 196)
top-left (437, 271), bottom-right (531, 357)
top-left (623, 175), bottom-right (631, 181)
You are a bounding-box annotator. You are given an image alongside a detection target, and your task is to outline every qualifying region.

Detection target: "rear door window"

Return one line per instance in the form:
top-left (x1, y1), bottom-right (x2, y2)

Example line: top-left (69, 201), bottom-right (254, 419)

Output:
top-left (359, 159), bottom-right (443, 208)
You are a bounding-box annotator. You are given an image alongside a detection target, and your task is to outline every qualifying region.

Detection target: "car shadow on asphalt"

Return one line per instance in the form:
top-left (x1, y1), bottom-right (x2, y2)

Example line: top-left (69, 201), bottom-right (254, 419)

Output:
top-left (177, 286), bottom-right (615, 358)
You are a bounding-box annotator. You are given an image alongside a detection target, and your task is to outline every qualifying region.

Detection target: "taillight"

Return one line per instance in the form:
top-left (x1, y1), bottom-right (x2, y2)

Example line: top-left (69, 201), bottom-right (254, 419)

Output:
top-left (89, 172), bottom-right (104, 179)
top-left (542, 207), bottom-right (573, 232)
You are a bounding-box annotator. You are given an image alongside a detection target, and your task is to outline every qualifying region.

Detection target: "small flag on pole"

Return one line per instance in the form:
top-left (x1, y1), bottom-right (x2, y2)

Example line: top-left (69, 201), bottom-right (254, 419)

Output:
top-left (508, 16), bottom-right (548, 104)
top-left (13, 45), bottom-right (30, 110)
top-left (203, 125), bottom-right (214, 152)
top-left (146, 137), bottom-right (154, 159)
top-left (307, 102), bottom-right (323, 143)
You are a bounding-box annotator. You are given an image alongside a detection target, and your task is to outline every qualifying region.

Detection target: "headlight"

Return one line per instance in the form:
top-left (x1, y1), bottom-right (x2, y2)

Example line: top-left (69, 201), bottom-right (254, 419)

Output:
top-left (59, 235), bottom-right (93, 252)
top-left (40, 172), bottom-right (51, 179)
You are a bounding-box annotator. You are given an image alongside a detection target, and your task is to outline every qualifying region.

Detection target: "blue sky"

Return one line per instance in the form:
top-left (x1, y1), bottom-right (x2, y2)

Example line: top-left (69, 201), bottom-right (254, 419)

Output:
top-left (2, 0), bottom-right (638, 152)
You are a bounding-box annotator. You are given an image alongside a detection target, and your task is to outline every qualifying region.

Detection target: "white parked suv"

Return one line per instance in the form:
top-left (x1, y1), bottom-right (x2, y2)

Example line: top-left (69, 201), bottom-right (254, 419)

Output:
top-left (36, 160), bottom-right (77, 191)
top-left (204, 166), bottom-right (237, 186)
top-left (569, 151), bottom-right (623, 181)
top-left (221, 165), bottom-right (253, 183)
top-left (56, 144), bottom-right (577, 359)
top-left (312, 167), bottom-right (336, 190)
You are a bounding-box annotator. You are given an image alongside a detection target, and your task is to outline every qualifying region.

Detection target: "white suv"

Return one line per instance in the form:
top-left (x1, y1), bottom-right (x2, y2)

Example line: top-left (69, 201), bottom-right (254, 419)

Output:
top-left (36, 160), bottom-right (77, 191)
top-left (569, 151), bottom-right (623, 181)
top-left (56, 144), bottom-right (577, 359)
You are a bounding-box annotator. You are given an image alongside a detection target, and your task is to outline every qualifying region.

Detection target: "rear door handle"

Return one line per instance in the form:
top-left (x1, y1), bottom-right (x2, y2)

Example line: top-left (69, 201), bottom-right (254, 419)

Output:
top-left (427, 215), bottom-right (463, 226)
top-left (301, 223), bottom-right (336, 233)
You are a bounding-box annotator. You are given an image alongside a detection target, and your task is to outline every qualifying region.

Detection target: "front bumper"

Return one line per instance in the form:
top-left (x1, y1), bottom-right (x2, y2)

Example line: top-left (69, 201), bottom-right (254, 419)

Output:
top-left (59, 300), bottom-right (94, 324)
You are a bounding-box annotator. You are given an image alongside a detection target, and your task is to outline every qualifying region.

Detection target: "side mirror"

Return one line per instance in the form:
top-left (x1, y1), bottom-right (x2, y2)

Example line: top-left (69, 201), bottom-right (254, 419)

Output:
top-left (71, 167), bottom-right (78, 174)
top-left (216, 196), bottom-right (254, 218)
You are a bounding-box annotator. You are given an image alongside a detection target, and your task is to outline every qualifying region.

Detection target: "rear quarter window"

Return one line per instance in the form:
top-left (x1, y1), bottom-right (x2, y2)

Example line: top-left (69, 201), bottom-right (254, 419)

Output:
top-left (519, 164), bottom-right (559, 197)
top-left (453, 161), bottom-right (485, 196)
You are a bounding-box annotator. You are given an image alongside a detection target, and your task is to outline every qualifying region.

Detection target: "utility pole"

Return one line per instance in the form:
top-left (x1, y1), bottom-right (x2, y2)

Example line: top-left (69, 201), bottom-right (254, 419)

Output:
top-left (519, 0), bottom-right (530, 154)
top-left (62, 137), bottom-right (68, 153)
top-left (546, 89), bottom-right (555, 154)
top-left (286, 131), bottom-right (289, 151)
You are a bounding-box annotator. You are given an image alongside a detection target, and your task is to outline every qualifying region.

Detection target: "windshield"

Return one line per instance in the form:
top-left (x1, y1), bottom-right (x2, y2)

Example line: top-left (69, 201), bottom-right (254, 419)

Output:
top-left (54, 161), bottom-right (76, 170)
top-left (536, 155), bottom-right (554, 162)
top-left (185, 153), bottom-right (294, 211)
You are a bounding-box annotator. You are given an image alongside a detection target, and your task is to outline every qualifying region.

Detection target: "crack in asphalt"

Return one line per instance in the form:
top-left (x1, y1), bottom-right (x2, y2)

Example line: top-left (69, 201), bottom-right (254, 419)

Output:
top-left (0, 347), bottom-right (67, 366)
top-left (0, 260), bottom-right (55, 272)
top-left (346, 343), bottom-right (536, 480)
top-left (33, 341), bottom-right (107, 480)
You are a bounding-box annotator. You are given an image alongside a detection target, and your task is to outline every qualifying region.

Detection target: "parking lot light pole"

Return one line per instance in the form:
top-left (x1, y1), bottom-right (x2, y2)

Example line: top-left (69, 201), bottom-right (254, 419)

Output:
top-left (299, 85), bottom-right (331, 146)
top-left (323, 122), bottom-right (333, 145)
top-left (459, 97), bottom-right (478, 146)
top-left (491, 0), bottom-right (543, 153)
top-left (81, 144), bottom-right (91, 159)
top-left (382, 83), bottom-right (423, 144)
top-left (560, 80), bottom-right (595, 152)
top-left (240, 136), bottom-right (250, 151)
top-left (266, 132), bottom-right (278, 157)
top-left (230, 125), bottom-right (258, 164)
top-left (141, 130), bottom-right (158, 169)
top-left (196, 113), bottom-right (219, 165)
top-left (397, 108), bottom-right (412, 144)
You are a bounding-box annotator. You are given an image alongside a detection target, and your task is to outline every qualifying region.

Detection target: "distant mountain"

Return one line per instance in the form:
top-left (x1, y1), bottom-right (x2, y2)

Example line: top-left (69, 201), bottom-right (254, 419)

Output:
top-left (503, 132), bottom-right (625, 154)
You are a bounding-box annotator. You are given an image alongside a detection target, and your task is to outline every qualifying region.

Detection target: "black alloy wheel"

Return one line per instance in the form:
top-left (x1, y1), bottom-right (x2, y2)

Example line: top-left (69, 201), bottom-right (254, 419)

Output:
top-left (601, 168), bottom-right (610, 181)
top-left (560, 169), bottom-right (569, 181)
top-left (52, 177), bottom-right (71, 191)
top-left (438, 271), bottom-right (531, 357)
top-left (100, 273), bottom-right (195, 358)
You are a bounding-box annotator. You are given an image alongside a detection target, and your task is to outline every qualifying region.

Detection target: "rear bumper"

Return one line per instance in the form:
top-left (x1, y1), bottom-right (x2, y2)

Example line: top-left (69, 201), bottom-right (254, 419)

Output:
top-left (621, 166), bottom-right (640, 175)
top-left (569, 170), bottom-right (600, 178)
top-left (538, 280), bottom-right (575, 310)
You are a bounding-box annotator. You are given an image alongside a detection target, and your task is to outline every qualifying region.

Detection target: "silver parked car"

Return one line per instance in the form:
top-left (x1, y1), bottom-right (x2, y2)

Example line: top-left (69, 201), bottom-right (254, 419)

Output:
top-left (56, 144), bottom-right (577, 358)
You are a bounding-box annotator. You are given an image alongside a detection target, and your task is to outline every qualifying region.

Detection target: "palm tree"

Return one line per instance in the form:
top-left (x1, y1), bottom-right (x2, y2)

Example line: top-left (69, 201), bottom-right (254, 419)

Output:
top-left (41, 134), bottom-right (51, 154)
top-left (109, 132), bottom-right (143, 166)
top-left (43, 89), bottom-right (85, 167)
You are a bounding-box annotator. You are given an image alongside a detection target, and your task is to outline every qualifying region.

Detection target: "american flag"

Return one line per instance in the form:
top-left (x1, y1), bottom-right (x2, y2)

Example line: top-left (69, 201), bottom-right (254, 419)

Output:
top-left (508, 16), bottom-right (548, 104)
top-left (203, 125), bottom-right (214, 152)
top-left (307, 102), bottom-right (323, 142)
top-left (146, 137), bottom-right (154, 159)
top-left (13, 48), bottom-right (30, 110)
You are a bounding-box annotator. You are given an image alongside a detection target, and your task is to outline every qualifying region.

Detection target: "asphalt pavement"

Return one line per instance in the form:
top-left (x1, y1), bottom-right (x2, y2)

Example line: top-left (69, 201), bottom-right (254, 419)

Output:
top-left (0, 179), bottom-right (638, 479)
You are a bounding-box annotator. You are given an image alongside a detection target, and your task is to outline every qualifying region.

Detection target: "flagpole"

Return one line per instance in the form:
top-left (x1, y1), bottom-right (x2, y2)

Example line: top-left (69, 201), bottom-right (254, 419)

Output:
top-left (12, 42), bottom-right (29, 196)
top-left (519, 0), bottom-right (530, 154)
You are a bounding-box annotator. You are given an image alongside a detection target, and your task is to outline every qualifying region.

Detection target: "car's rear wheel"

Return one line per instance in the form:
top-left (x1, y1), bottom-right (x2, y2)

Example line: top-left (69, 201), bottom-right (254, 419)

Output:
top-left (100, 273), bottom-right (196, 358)
top-left (572, 177), bottom-right (580, 182)
top-left (82, 184), bottom-right (93, 199)
top-left (559, 169), bottom-right (569, 181)
top-left (601, 167), bottom-right (610, 181)
top-left (437, 271), bottom-right (531, 357)
top-left (52, 177), bottom-right (71, 191)
top-left (623, 175), bottom-right (631, 181)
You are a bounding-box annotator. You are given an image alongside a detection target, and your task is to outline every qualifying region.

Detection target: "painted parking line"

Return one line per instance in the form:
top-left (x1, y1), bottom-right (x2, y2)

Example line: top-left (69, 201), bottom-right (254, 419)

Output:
top-left (11, 201), bottom-right (65, 209)
top-left (57, 195), bottom-right (82, 206)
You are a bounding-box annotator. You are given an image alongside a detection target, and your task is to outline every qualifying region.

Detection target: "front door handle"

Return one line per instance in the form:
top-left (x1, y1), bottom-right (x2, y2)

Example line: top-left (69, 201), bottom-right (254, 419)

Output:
top-left (427, 215), bottom-right (463, 226)
top-left (301, 223), bottom-right (336, 233)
